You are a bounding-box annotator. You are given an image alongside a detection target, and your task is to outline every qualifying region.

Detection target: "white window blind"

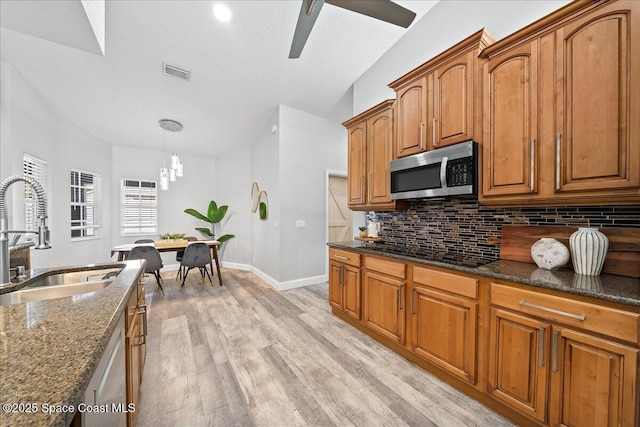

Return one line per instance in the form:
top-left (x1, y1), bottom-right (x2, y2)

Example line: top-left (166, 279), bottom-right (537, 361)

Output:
top-left (23, 154), bottom-right (48, 232)
top-left (70, 169), bottom-right (102, 239)
top-left (120, 179), bottom-right (158, 235)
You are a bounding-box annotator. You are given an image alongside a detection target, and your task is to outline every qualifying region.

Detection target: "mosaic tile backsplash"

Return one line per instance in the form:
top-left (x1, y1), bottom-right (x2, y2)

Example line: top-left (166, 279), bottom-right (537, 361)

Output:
top-left (374, 199), bottom-right (640, 265)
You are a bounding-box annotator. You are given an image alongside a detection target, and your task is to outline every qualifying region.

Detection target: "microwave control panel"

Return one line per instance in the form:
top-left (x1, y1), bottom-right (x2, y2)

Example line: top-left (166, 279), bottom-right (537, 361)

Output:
top-left (446, 158), bottom-right (474, 187)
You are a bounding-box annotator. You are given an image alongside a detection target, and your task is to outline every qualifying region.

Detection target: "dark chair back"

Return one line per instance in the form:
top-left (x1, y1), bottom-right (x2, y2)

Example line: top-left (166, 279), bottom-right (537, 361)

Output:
top-left (181, 242), bottom-right (212, 268)
top-left (128, 245), bottom-right (163, 273)
top-left (134, 239), bottom-right (155, 243)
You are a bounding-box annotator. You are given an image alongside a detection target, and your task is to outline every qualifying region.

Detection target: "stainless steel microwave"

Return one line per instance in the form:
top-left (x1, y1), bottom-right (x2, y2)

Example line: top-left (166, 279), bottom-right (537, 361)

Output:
top-left (390, 140), bottom-right (477, 200)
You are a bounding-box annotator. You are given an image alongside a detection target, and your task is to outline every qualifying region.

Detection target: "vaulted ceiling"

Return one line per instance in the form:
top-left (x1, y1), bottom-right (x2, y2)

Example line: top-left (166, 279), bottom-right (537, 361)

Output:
top-left (0, 0), bottom-right (437, 157)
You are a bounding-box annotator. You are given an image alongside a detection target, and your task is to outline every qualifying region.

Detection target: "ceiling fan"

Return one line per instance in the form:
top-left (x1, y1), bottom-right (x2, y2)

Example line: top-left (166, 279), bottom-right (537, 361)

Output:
top-left (289, 0), bottom-right (417, 59)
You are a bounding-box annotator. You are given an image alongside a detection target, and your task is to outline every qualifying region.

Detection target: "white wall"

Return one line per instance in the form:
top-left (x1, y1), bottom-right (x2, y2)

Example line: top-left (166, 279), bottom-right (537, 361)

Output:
top-left (213, 146), bottom-right (253, 265)
top-left (250, 108), bottom-right (280, 280)
top-left (278, 105), bottom-right (346, 283)
top-left (1, 61), bottom-right (113, 268)
top-left (110, 145), bottom-right (216, 267)
top-left (353, 0), bottom-right (571, 115)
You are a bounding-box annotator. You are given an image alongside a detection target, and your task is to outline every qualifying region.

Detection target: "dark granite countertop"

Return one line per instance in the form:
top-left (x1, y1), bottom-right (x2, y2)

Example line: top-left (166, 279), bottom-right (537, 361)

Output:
top-left (0, 260), bottom-right (145, 427)
top-left (329, 241), bottom-right (640, 308)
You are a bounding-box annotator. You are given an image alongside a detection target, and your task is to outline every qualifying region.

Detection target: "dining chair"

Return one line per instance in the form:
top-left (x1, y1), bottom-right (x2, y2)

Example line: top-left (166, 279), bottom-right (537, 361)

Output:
top-left (178, 242), bottom-right (215, 289)
top-left (127, 245), bottom-right (165, 295)
top-left (175, 236), bottom-right (198, 280)
top-left (134, 238), bottom-right (155, 243)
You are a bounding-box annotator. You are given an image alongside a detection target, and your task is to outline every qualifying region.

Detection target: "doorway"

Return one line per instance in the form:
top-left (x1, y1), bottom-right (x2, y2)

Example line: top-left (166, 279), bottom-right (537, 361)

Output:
top-left (327, 174), bottom-right (352, 243)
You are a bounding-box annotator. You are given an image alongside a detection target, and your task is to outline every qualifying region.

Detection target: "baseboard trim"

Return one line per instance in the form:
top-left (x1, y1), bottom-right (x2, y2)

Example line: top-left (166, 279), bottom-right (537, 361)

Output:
top-left (164, 261), bottom-right (326, 291)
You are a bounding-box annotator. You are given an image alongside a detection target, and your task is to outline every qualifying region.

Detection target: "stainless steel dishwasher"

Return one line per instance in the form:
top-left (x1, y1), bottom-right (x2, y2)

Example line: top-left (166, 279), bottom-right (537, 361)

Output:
top-left (82, 313), bottom-right (127, 426)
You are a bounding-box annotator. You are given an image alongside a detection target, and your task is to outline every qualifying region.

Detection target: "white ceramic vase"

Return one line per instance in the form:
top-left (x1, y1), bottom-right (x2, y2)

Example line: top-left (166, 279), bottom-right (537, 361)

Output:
top-left (569, 227), bottom-right (609, 276)
top-left (530, 238), bottom-right (570, 270)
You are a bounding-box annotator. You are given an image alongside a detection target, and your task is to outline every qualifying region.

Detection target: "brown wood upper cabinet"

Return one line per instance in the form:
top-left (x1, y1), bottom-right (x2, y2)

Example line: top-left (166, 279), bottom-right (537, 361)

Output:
top-left (480, 0), bottom-right (640, 206)
top-left (343, 100), bottom-right (409, 211)
top-left (389, 29), bottom-right (494, 158)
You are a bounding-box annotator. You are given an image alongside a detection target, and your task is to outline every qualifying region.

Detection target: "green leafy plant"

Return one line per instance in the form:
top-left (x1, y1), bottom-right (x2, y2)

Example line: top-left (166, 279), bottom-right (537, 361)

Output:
top-left (359, 226), bottom-right (367, 232)
top-left (159, 232), bottom-right (186, 240)
top-left (184, 200), bottom-right (235, 245)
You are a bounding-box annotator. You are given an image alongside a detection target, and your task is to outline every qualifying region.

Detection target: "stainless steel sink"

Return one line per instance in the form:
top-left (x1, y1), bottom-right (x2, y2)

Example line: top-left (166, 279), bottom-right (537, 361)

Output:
top-left (0, 267), bottom-right (123, 305)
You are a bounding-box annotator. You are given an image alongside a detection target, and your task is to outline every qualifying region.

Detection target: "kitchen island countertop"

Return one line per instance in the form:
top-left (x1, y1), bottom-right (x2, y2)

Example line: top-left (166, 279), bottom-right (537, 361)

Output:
top-left (329, 241), bottom-right (640, 308)
top-left (0, 260), bottom-right (145, 427)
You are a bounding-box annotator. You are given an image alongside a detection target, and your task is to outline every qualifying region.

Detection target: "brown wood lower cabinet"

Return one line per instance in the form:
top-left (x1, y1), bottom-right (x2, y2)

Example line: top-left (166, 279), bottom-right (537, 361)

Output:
top-left (126, 277), bottom-right (147, 427)
top-left (329, 248), bottom-right (361, 320)
top-left (490, 282), bottom-right (640, 426)
top-left (488, 308), bottom-right (550, 423)
top-left (363, 270), bottom-right (405, 344)
top-left (550, 327), bottom-right (639, 427)
top-left (328, 247), bottom-right (640, 427)
top-left (412, 266), bottom-right (478, 384)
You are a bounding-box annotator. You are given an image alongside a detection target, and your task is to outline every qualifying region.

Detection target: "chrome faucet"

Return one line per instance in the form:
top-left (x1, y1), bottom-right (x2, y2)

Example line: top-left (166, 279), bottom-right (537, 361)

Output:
top-left (0, 175), bottom-right (51, 287)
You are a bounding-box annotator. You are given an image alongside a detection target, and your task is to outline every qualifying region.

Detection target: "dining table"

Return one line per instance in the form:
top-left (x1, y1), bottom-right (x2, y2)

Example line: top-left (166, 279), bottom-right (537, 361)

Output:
top-left (111, 239), bottom-right (223, 286)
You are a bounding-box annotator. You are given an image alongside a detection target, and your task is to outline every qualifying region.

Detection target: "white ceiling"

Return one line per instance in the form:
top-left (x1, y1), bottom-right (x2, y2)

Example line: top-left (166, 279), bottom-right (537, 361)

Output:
top-left (0, 0), bottom-right (437, 158)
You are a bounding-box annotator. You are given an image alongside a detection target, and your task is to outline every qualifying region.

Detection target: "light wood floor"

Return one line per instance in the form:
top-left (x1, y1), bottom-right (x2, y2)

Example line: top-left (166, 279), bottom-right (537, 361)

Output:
top-left (136, 269), bottom-right (514, 427)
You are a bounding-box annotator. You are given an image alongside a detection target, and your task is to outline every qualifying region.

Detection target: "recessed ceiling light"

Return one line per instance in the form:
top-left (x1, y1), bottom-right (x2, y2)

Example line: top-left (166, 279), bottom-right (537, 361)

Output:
top-left (213, 3), bottom-right (232, 22)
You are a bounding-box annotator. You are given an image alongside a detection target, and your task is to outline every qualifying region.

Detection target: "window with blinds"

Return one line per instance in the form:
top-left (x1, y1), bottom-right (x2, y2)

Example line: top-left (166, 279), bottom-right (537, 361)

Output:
top-left (23, 154), bottom-right (48, 232)
top-left (70, 169), bottom-right (102, 239)
top-left (121, 179), bottom-right (157, 235)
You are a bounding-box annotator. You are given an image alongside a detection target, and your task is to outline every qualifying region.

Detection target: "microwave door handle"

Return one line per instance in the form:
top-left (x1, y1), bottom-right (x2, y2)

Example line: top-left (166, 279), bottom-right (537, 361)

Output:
top-left (440, 156), bottom-right (448, 189)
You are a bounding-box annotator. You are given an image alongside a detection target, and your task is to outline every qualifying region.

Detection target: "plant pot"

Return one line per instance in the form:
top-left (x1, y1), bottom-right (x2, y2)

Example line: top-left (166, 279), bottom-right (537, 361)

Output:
top-left (359, 231), bottom-right (367, 238)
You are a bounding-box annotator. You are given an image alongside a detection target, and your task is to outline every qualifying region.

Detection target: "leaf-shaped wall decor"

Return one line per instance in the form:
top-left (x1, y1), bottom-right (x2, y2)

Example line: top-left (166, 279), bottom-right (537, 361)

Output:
top-left (258, 190), bottom-right (269, 220)
top-left (251, 182), bottom-right (260, 213)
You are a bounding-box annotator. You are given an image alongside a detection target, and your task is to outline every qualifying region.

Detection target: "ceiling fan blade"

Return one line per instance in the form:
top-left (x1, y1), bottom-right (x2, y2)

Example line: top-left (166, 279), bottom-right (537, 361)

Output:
top-left (289, 0), bottom-right (326, 59)
top-left (326, 0), bottom-right (416, 28)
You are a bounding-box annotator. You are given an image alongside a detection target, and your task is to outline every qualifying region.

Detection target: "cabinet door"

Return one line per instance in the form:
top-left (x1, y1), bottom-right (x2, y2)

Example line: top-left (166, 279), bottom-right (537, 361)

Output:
top-left (411, 285), bottom-right (477, 383)
top-left (433, 51), bottom-right (474, 148)
top-left (367, 107), bottom-right (393, 205)
top-left (328, 261), bottom-right (344, 310)
top-left (126, 312), bottom-right (141, 427)
top-left (488, 308), bottom-right (550, 423)
top-left (395, 77), bottom-right (427, 158)
top-left (347, 122), bottom-right (367, 205)
top-left (482, 41), bottom-right (538, 197)
top-left (555, 1), bottom-right (640, 193)
top-left (342, 265), bottom-right (361, 320)
top-left (550, 327), bottom-right (639, 427)
top-left (363, 271), bottom-right (406, 344)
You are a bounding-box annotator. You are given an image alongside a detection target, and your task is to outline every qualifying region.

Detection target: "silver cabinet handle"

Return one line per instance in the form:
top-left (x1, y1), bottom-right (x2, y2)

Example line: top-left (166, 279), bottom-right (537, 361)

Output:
top-left (520, 300), bottom-right (586, 321)
top-left (440, 156), bottom-right (449, 189)
top-left (135, 305), bottom-right (148, 346)
top-left (334, 255), bottom-right (348, 260)
top-left (432, 118), bottom-right (437, 147)
top-left (552, 331), bottom-right (559, 372)
top-left (368, 173), bottom-right (372, 202)
top-left (556, 133), bottom-right (561, 190)
top-left (530, 138), bottom-right (535, 192)
top-left (538, 327), bottom-right (545, 367)
top-left (410, 289), bottom-right (415, 314)
top-left (398, 285), bottom-right (404, 310)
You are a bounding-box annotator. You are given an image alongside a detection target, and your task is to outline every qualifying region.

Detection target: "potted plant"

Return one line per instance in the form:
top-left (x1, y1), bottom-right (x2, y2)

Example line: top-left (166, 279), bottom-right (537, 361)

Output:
top-left (359, 226), bottom-right (367, 238)
top-left (184, 200), bottom-right (235, 245)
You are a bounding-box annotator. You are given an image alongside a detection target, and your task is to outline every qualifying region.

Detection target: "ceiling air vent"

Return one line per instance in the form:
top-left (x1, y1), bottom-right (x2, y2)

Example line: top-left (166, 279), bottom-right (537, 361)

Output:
top-left (163, 63), bottom-right (191, 81)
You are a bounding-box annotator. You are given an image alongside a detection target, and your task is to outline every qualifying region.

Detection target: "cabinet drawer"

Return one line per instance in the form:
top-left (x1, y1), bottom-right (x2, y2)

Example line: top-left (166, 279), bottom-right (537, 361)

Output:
top-left (491, 283), bottom-right (640, 345)
top-left (413, 266), bottom-right (478, 299)
top-left (365, 256), bottom-right (406, 279)
top-left (329, 248), bottom-right (361, 267)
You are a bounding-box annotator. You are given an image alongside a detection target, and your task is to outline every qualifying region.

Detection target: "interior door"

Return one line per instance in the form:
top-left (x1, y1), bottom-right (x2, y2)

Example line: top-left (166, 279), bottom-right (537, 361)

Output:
top-left (328, 175), bottom-right (352, 243)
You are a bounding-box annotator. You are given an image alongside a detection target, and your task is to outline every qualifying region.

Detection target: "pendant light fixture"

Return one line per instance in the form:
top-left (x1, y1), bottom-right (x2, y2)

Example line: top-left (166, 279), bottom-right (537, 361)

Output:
top-left (159, 119), bottom-right (184, 190)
